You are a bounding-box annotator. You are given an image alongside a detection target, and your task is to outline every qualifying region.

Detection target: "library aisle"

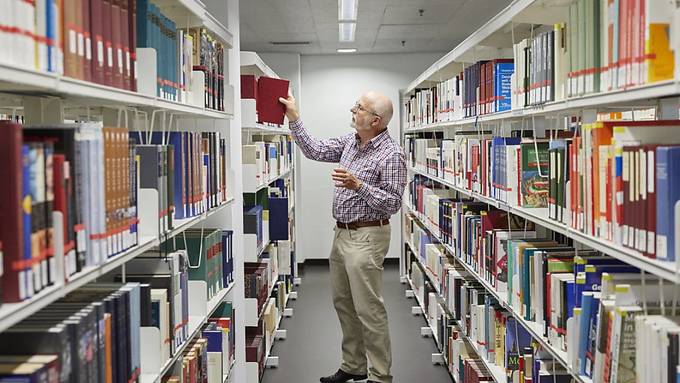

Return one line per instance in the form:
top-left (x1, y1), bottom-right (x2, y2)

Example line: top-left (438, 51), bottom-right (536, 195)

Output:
top-left (261, 263), bottom-right (451, 383)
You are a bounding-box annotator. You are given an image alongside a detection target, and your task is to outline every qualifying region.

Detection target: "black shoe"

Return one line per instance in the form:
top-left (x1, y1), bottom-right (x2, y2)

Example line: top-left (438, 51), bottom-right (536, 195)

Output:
top-left (319, 369), bottom-right (368, 383)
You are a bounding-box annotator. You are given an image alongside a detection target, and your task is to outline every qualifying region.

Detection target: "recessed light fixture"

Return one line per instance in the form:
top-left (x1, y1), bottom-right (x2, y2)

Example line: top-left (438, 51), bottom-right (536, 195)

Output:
top-left (338, 0), bottom-right (358, 21)
top-left (339, 22), bottom-right (356, 42)
top-left (337, 48), bottom-right (357, 53)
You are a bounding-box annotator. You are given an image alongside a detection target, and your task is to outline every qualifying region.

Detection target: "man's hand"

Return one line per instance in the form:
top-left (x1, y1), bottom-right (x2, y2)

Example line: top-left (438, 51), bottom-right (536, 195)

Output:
top-left (332, 168), bottom-right (363, 191)
top-left (278, 95), bottom-right (300, 122)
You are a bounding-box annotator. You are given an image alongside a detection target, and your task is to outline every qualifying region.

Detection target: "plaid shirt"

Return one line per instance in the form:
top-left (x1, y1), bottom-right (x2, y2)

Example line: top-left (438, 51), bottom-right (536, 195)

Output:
top-left (290, 119), bottom-right (407, 223)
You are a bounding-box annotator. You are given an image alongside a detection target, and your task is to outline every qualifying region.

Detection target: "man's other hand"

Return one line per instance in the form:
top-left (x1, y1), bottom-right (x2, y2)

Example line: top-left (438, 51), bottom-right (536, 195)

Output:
top-left (278, 95), bottom-right (300, 122)
top-left (332, 168), bottom-right (363, 191)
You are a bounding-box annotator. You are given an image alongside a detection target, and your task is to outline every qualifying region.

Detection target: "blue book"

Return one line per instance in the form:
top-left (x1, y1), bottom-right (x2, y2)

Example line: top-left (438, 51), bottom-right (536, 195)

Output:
top-left (565, 278), bottom-right (575, 319)
top-left (585, 294), bottom-right (601, 377)
top-left (244, 206), bottom-right (264, 247)
top-left (505, 316), bottom-right (532, 375)
top-left (575, 263), bottom-right (637, 307)
top-left (21, 144), bottom-right (32, 299)
top-left (136, 0), bottom-right (150, 47)
top-left (494, 61), bottom-right (514, 112)
top-left (221, 231), bottom-right (233, 286)
top-left (269, 197), bottom-right (289, 241)
top-left (577, 292), bottom-right (594, 375)
top-left (202, 329), bottom-right (223, 353)
top-left (656, 146), bottom-right (680, 261)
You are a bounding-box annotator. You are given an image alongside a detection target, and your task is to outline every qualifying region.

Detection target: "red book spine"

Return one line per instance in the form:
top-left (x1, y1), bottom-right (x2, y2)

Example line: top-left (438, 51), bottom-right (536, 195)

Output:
top-left (90, 0), bottom-right (105, 85)
top-left (120, 0), bottom-right (131, 90)
top-left (82, 0), bottom-right (92, 82)
top-left (128, 0), bottom-right (137, 91)
top-left (111, 0), bottom-right (123, 89)
top-left (0, 122), bottom-right (25, 303)
top-left (102, 0), bottom-right (114, 87)
top-left (622, 146), bottom-right (633, 248)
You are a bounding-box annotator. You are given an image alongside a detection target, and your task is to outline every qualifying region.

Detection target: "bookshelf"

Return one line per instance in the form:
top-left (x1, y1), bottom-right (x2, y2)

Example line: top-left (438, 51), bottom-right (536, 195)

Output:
top-left (139, 281), bottom-right (237, 383)
top-left (400, 0), bottom-right (680, 382)
top-left (0, 198), bottom-right (234, 333)
top-left (239, 52), bottom-right (299, 383)
top-left (0, 0), bottom-right (247, 382)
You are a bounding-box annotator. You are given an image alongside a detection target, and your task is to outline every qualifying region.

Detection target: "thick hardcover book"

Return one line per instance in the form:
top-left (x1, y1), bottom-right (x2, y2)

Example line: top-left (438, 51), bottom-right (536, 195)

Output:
top-left (82, 0), bottom-right (92, 82)
top-left (128, 0), bottom-right (137, 91)
top-left (91, 0), bottom-right (105, 84)
top-left (656, 146), bottom-right (680, 262)
top-left (111, 0), bottom-right (124, 89)
top-left (256, 77), bottom-right (290, 125)
top-left (102, 0), bottom-right (114, 87)
top-left (268, 197), bottom-right (289, 241)
top-left (0, 122), bottom-right (27, 302)
top-left (120, 0), bottom-right (131, 90)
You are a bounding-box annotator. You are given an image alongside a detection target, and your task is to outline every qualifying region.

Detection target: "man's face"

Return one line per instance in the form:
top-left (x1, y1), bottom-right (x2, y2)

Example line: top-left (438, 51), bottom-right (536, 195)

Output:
top-left (350, 98), bottom-right (380, 133)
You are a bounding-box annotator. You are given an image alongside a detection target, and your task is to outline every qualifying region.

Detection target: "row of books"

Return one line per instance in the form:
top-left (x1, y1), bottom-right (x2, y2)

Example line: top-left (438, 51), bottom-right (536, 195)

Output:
top-left (0, 280), bottom-right (235, 383)
top-left (241, 75), bottom-right (291, 126)
top-left (160, 229), bottom-right (234, 301)
top-left (562, 0), bottom-right (677, 96)
top-left (0, 121), bottom-right (233, 305)
top-left (162, 302), bottom-right (236, 383)
top-left (405, 117), bottom-right (680, 263)
top-left (0, 121), bottom-right (139, 303)
top-left (405, 0), bottom-right (679, 129)
top-left (404, 59), bottom-right (515, 127)
top-left (130, 130), bottom-right (229, 228)
top-left (405, 183), bottom-right (680, 382)
top-left (243, 137), bottom-right (294, 188)
top-left (0, 282), bottom-right (144, 383)
top-left (2, 0), bottom-right (227, 110)
top-left (408, 259), bottom-right (497, 383)
top-left (139, 1), bottom-right (226, 109)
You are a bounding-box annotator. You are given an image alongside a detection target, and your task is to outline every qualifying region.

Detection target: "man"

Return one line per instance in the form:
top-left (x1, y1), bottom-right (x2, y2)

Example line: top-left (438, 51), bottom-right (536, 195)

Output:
top-left (278, 91), bottom-right (407, 383)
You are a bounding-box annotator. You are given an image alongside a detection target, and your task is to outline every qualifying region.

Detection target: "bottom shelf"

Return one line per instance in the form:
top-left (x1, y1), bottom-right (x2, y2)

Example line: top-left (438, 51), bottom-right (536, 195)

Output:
top-left (140, 282), bottom-right (235, 383)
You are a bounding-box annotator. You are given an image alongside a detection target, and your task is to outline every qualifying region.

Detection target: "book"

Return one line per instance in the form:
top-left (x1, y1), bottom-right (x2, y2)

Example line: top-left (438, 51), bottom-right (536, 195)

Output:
top-left (256, 77), bottom-right (290, 125)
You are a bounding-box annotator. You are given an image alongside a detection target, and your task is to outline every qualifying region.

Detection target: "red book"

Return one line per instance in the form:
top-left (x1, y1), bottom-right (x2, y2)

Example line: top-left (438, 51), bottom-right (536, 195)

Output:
top-left (90, 0), bottom-right (105, 85)
top-left (82, 0), bottom-right (92, 82)
top-left (241, 74), bottom-right (257, 99)
top-left (256, 77), bottom-right (290, 125)
top-left (111, 0), bottom-right (124, 89)
top-left (102, 0), bottom-right (114, 87)
top-left (52, 154), bottom-right (73, 277)
top-left (622, 146), bottom-right (635, 248)
top-left (128, 0), bottom-right (137, 91)
top-left (120, 0), bottom-right (131, 90)
top-left (0, 122), bottom-right (25, 303)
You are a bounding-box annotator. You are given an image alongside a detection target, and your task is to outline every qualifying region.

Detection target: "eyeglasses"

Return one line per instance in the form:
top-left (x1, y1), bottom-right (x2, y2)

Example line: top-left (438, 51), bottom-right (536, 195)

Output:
top-left (351, 101), bottom-right (382, 119)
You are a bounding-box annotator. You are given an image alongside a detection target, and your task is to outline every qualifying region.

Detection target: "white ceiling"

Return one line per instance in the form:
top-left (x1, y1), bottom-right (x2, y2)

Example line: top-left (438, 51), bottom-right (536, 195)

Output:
top-left (240, 0), bottom-right (514, 54)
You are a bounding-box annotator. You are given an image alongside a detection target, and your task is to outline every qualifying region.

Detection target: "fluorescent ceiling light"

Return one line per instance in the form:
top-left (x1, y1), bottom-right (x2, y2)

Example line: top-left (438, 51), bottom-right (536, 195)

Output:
top-left (337, 48), bottom-right (357, 53)
top-left (338, 0), bottom-right (358, 21)
top-left (339, 22), bottom-right (356, 42)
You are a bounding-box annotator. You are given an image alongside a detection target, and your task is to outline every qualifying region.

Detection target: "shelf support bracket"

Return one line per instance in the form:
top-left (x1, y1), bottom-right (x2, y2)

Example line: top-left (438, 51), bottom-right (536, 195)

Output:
top-left (411, 306), bottom-right (422, 316)
top-left (405, 289), bottom-right (414, 298)
top-left (421, 326), bottom-right (432, 338)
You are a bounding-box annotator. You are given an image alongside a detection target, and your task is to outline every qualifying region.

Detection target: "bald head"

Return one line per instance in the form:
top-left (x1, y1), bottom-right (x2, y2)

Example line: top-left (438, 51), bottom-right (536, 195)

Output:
top-left (362, 91), bottom-right (393, 129)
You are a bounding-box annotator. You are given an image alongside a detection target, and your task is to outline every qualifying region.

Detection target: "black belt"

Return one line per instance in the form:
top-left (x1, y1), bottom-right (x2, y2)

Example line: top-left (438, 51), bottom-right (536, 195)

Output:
top-left (336, 219), bottom-right (389, 230)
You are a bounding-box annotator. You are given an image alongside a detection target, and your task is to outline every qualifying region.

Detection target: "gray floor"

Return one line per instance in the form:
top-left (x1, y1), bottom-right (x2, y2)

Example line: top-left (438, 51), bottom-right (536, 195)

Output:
top-left (262, 263), bottom-right (452, 383)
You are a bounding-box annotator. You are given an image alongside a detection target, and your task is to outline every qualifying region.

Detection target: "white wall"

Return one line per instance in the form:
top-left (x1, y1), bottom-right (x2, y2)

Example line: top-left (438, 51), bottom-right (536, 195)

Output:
top-left (296, 52), bottom-right (443, 261)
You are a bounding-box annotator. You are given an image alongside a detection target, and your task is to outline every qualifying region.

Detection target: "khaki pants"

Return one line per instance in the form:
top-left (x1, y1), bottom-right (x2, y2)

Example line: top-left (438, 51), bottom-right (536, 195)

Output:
top-left (329, 224), bottom-right (392, 383)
